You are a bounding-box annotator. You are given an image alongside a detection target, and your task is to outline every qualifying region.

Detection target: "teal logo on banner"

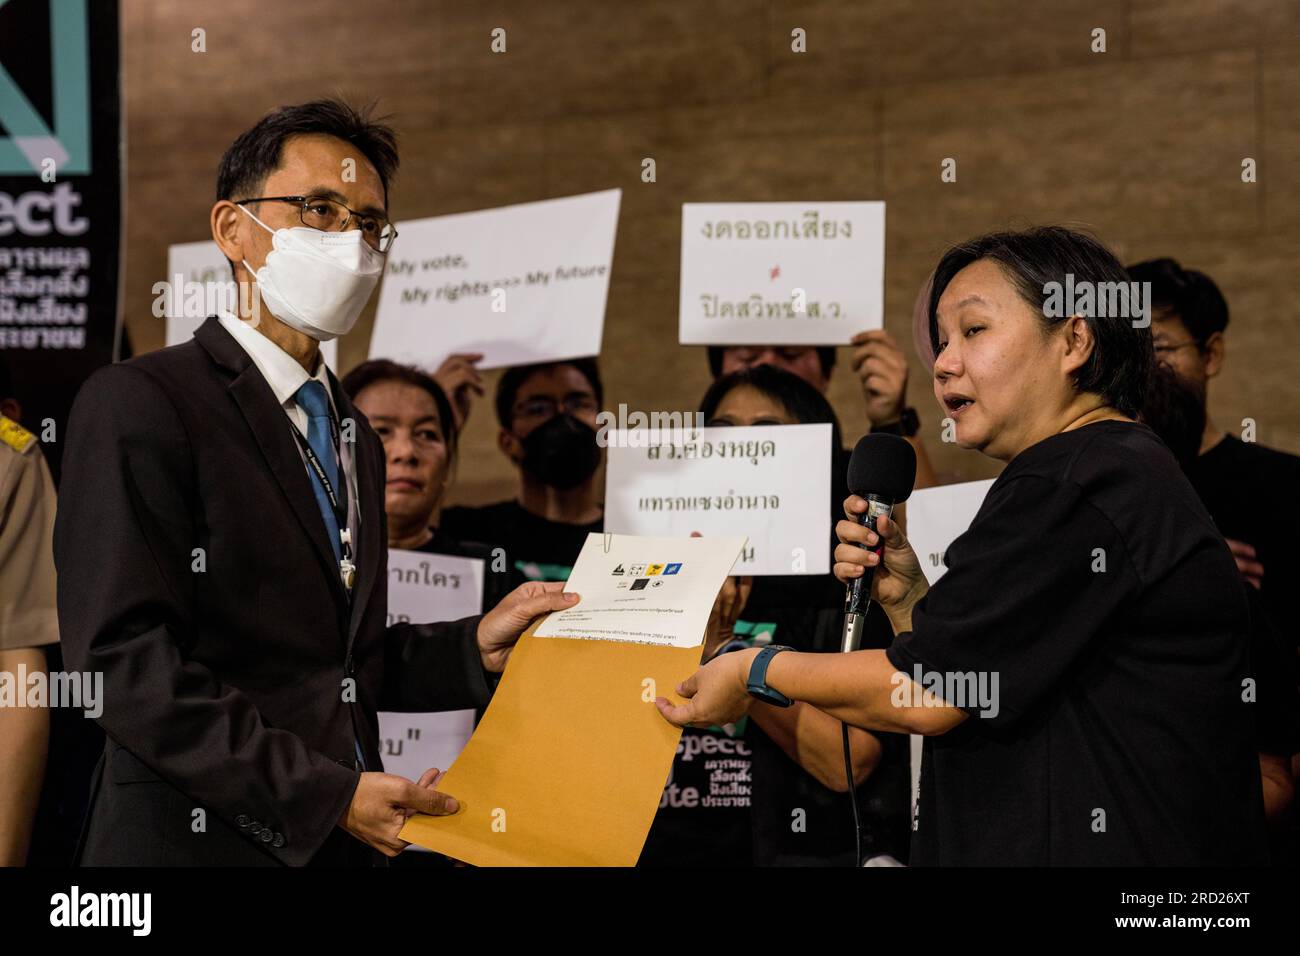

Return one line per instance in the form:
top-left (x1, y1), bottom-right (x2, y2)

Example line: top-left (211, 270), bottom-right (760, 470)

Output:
top-left (0, 0), bottom-right (90, 174)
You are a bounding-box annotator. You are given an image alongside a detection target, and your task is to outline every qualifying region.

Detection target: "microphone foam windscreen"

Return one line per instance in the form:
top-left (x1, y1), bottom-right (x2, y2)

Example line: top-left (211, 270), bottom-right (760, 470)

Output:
top-left (846, 432), bottom-right (917, 502)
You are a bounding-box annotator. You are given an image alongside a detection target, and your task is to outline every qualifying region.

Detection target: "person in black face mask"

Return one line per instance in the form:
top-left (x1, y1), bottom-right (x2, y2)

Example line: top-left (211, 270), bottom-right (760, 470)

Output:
top-left (440, 359), bottom-right (604, 582)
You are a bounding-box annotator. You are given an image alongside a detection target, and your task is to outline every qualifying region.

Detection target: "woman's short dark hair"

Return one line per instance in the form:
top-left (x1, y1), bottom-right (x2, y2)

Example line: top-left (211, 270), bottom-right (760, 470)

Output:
top-left (216, 98), bottom-right (399, 203)
top-left (928, 226), bottom-right (1153, 418)
top-left (340, 359), bottom-right (458, 460)
top-left (699, 363), bottom-right (843, 451)
top-left (494, 358), bottom-right (604, 430)
top-left (1126, 257), bottom-right (1229, 347)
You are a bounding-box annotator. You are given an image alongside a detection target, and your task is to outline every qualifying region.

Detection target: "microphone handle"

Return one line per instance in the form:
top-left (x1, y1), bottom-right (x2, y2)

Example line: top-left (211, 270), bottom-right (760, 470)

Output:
top-left (841, 495), bottom-right (894, 654)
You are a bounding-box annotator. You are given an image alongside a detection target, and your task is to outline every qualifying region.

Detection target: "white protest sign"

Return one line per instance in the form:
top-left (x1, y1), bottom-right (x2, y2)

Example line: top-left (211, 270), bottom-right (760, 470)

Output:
top-left (162, 240), bottom-right (336, 366)
top-left (370, 189), bottom-right (621, 370)
top-left (679, 201), bottom-right (885, 346)
top-left (602, 423), bottom-right (832, 575)
top-left (900, 477), bottom-right (994, 827)
top-left (904, 479), bottom-right (996, 585)
top-left (379, 550), bottom-right (486, 789)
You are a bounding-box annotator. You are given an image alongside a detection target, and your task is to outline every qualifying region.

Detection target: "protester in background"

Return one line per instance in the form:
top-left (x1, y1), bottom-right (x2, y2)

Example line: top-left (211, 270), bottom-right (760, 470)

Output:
top-left (439, 359), bottom-right (604, 582)
top-left (640, 365), bottom-right (909, 867)
top-left (0, 366), bottom-right (60, 866)
top-left (1127, 258), bottom-right (1300, 656)
top-left (1141, 361), bottom-right (1297, 855)
top-left (707, 331), bottom-right (938, 489)
top-left (342, 359), bottom-right (520, 607)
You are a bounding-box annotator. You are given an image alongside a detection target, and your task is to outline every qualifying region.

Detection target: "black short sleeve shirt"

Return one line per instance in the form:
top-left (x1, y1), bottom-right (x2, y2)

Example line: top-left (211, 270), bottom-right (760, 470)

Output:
top-left (886, 421), bottom-right (1266, 866)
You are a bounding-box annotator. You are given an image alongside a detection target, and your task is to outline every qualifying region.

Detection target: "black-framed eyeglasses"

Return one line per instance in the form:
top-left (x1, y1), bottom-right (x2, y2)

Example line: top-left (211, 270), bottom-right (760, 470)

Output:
top-left (236, 195), bottom-right (397, 252)
top-left (513, 395), bottom-right (599, 421)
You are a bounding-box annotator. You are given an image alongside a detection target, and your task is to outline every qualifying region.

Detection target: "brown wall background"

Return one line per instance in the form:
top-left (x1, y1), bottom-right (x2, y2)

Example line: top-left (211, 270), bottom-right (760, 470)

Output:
top-left (121, 0), bottom-right (1300, 504)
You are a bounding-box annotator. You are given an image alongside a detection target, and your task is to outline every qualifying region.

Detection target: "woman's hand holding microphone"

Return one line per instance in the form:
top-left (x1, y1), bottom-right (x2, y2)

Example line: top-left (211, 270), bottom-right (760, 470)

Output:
top-left (833, 496), bottom-right (930, 635)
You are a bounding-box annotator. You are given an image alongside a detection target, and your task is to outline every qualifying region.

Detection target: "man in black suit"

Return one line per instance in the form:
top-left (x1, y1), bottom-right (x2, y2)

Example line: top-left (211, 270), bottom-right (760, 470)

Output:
top-left (54, 100), bottom-right (578, 866)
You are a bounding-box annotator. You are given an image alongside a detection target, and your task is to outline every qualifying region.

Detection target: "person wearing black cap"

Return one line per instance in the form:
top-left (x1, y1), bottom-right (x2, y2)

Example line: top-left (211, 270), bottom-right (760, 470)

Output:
top-left (659, 226), bottom-right (1267, 866)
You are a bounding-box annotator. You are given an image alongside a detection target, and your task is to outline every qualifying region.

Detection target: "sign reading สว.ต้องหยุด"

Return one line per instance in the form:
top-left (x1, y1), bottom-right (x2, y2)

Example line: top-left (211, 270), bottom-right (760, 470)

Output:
top-left (679, 201), bottom-right (885, 346)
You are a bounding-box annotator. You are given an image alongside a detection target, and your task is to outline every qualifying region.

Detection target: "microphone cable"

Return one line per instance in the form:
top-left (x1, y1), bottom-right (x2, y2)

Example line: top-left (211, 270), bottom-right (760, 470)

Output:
top-left (842, 721), bottom-right (862, 865)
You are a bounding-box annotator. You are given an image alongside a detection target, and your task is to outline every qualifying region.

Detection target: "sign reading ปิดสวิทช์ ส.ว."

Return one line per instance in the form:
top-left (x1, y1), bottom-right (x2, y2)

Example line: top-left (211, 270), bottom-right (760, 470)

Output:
top-left (679, 201), bottom-right (885, 347)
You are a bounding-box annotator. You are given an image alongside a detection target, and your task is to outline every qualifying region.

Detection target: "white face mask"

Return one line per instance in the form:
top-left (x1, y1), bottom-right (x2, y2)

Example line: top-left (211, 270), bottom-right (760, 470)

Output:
top-left (239, 205), bottom-right (385, 341)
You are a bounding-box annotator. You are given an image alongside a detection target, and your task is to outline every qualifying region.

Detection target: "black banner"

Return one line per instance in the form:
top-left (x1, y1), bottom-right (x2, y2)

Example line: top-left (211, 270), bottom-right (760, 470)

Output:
top-left (0, 0), bottom-right (121, 481)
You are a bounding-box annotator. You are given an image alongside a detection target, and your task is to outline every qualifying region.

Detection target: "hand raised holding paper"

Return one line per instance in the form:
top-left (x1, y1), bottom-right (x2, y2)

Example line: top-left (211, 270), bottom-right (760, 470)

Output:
top-left (475, 580), bottom-right (580, 673)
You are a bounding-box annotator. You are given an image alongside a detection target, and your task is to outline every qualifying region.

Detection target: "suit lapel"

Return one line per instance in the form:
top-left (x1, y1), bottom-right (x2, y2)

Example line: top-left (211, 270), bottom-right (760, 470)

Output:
top-left (195, 318), bottom-right (350, 611)
top-left (333, 376), bottom-right (383, 649)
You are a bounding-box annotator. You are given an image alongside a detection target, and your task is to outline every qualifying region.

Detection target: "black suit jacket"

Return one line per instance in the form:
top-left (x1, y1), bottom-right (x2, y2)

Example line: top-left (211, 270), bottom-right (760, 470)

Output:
top-left (54, 317), bottom-right (492, 866)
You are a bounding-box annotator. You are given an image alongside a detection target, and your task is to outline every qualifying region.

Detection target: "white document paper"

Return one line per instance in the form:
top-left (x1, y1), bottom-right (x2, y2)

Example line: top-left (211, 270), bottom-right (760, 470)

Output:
top-left (679, 201), bottom-right (885, 346)
top-left (534, 533), bottom-right (747, 648)
top-left (602, 423), bottom-right (832, 575)
top-left (163, 240), bottom-right (337, 367)
top-left (379, 549), bottom-right (486, 785)
top-left (369, 189), bottom-right (621, 370)
top-left (904, 479), bottom-right (996, 584)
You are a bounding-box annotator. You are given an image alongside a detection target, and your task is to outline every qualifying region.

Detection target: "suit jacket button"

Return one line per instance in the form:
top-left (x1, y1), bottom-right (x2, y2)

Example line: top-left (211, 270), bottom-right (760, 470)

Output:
top-left (273, 833), bottom-right (285, 848)
top-left (236, 814), bottom-right (250, 828)
top-left (260, 829), bottom-right (274, 843)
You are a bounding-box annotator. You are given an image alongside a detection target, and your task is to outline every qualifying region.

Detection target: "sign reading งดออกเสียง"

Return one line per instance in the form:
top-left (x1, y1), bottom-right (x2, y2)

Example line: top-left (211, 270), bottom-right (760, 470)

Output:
top-left (679, 201), bottom-right (885, 346)
top-left (369, 189), bottom-right (621, 370)
top-left (602, 423), bottom-right (833, 576)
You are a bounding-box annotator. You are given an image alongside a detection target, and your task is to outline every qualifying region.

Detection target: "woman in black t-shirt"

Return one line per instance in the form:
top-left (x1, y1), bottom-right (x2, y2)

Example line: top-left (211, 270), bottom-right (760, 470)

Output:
top-left (657, 227), bottom-right (1267, 866)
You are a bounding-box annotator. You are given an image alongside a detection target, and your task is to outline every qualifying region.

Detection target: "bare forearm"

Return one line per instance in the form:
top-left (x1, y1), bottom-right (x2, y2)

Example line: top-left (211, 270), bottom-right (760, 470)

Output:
top-left (0, 648), bottom-right (50, 865)
top-left (762, 649), bottom-right (961, 735)
top-left (1260, 753), bottom-right (1294, 827)
top-left (750, 701), bottom-right (882, 791)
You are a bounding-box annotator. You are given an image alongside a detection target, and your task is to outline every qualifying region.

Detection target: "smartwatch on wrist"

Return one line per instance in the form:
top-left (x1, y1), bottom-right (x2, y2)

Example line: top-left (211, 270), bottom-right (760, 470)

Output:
top-left (871, 406), bottom-right (920, 438)
top-left (746, 645), bottom-right (795, 707)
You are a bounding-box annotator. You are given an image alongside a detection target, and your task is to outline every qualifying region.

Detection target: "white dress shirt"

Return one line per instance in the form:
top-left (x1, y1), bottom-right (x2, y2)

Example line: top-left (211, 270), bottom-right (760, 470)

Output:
top-left (217, 312), bottom-right (361, 569)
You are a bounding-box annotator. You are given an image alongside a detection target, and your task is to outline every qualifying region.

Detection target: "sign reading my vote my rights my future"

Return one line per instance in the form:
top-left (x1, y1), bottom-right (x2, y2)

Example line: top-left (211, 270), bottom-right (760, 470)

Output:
top-left (369, 189), bottom-right (621, 370)
top-left (162, 240), bottom-right (338, 366)
top-left (679, 201), bottom-right (885, 346)
top-left (377, 549), bottom-right (485, 793)
top-left (602, 423), bottom-right (833, 575)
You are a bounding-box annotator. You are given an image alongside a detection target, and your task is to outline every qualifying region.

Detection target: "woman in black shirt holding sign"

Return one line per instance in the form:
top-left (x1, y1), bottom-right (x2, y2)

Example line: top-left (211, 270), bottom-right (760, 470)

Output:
top-left (658, 227), bottom-right (1267, 865)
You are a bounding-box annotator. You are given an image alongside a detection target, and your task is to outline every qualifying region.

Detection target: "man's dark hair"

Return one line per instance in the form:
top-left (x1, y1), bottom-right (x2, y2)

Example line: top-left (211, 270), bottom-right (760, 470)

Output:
top-left (216, 99), bottom-right (399, 203)
top-left (928, 226), bottom-right (1153, 419)
top-left (1140, 363), bottom-right (1207, 471)
top-left (699, 363), bottom-right (844, 452)
top-left (340, 359), bottom-right (458, 459)
top-left (705, 345), bottom-right (837, 380)
top-left (495, 358), bottom-right (604, 430)
top-left (1126, 257), bottom-right (1229, 347)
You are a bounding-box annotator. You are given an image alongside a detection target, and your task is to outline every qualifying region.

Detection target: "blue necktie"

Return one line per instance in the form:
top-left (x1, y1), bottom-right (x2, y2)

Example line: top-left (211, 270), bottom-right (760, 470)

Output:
top-left (294, 380), bottom-right (343, 563)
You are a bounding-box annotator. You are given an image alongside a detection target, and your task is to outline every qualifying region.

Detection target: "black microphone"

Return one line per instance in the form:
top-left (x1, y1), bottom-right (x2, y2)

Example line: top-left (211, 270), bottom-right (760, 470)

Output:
top-left (841, 433), bottom-right (917, 653)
